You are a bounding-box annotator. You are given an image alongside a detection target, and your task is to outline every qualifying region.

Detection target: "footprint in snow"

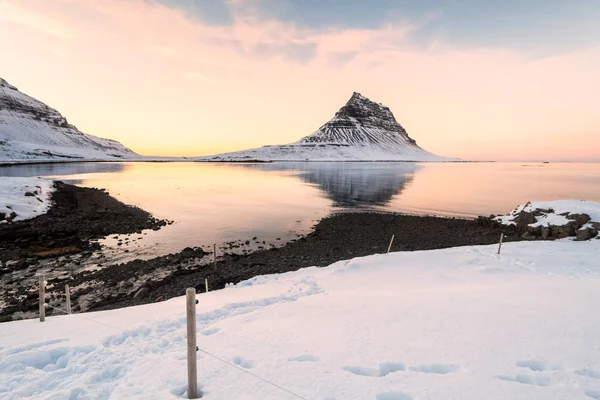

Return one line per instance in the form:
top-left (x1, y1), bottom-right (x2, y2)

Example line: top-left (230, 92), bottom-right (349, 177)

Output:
top-left (576, 369), bottom-right (600, 379)
top-left (496, 374), bottom-right (553, 387)
top-left (408, 363), bottom-right (460, 374)
top-left (343, 362), bottom-right (405, 377)
top-left (375, 391), bottom-right (414, 400)
top-left (232, 356), bottom-right (255, 369)
top-left (200, 327), bottom-right (221, 336)
top-left (288, 354), bottom-right (320, 362)
top-left (516, 360), bottom-right (560, 372)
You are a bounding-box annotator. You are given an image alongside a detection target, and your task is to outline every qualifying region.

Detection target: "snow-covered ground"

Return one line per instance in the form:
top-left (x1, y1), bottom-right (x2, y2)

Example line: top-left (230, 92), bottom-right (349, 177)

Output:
top-left (1, 239), bottom-right (599, 399)
top-left (0, 177), bottom-right (54, 222)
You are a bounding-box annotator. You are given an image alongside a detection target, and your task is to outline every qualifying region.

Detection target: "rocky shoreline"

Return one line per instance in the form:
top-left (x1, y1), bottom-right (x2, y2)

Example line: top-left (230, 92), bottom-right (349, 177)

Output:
top-left (1, 181), bottom-right (528, 322)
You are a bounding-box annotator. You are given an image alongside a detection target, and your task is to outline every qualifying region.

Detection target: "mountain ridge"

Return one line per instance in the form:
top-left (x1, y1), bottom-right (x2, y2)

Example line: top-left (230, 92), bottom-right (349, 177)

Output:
top-left (0, 78), bottom-right (138, 162)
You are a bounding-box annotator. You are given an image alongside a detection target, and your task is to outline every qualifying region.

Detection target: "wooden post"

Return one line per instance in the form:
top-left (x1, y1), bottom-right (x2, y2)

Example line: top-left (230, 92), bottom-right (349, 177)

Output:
top-left (65, 284), bottom-right (72, 314)
top-left (387, 235), bottom-right (395, 254)
top-left (39, 275), bottom-right (45, 322)
top-left (205, 278), bottom-right (209, 293)
top-left (213, 243), bottom-right (217, 271)
top-left (186, 288), bottom-right (198, 399)
top-left (497, 233), bottom-right (504, 254)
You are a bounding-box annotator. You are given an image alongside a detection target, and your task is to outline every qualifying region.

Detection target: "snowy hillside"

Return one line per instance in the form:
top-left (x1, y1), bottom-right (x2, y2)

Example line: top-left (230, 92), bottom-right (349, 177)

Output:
top-left (1, 239), bottom-right (599, 399)
top-left (197, 92), bottom-right (457, 162)
top-left (0, 78), bottom-right (138, 162)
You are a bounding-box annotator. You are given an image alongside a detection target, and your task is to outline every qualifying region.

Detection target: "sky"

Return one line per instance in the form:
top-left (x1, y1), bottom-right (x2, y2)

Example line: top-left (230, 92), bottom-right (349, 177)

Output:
top-left (1, 0), bottom-right (599, 161)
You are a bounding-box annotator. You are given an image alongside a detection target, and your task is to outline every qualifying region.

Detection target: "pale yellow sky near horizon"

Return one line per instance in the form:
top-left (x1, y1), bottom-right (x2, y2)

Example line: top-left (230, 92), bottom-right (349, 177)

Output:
top-left (1, 0), bottom-right (599, 161)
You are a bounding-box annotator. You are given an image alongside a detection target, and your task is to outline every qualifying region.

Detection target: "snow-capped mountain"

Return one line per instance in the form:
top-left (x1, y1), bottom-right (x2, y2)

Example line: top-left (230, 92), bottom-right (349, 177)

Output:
top-left (198, 92), bottom-right (457, 162)
top-left (0, 78), bottom-right (138, 162)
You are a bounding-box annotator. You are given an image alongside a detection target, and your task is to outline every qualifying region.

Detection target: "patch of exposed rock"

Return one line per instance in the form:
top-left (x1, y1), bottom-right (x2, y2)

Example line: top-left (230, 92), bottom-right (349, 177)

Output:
top-left (478, 202), bottom-right (598, 241)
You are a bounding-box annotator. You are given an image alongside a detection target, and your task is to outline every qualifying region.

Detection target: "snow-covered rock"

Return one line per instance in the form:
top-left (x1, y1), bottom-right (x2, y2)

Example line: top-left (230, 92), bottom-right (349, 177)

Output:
top-left (0, 78), bottom-right (138, 162)
top-left (488, 200), bottom-right (600, 240)
top-left (0, 177), bottom-right (54, 223)
top-left (0, 240), bottom-right (599, 399)
top-left (197, 92), bottom-right (458, 162)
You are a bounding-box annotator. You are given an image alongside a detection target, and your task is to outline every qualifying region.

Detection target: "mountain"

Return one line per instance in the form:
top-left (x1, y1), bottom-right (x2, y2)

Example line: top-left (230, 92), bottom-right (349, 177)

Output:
top-left (197, 92), bottom-right (457, 162)
top-left (0, 78), bottom-right (138, 163)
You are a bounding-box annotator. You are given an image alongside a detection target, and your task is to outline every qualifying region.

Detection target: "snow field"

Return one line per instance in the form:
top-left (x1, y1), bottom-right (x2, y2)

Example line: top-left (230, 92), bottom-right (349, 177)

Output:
top-left (0, 177), bottom-right (54, 222)
top-left (0, 239), bottom-right (599, 399)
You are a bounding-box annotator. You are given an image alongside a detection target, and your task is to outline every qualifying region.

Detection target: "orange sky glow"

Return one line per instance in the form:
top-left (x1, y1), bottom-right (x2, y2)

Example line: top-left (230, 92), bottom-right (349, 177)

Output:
top-left (1, 0), bottom-right (599, 161)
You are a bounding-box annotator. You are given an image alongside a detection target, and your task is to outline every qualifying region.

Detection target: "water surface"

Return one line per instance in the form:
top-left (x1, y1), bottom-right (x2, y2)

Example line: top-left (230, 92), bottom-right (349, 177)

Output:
top-left (2, 161), bottom-right (598, 261)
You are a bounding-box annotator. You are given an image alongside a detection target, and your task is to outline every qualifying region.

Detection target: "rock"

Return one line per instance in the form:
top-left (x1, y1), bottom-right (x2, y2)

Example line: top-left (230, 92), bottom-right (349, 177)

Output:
top-left (6, 211), bottom-right (17, 222)
top-left (515, 211), bottom-right (537, 230)
top-left (133, 287), bottom-right (150, 300)
top-left (24, 192), bottom-right (35, 197)
top-left (526, 224), bottom-right (542, 236)
top-left (245, 240), bottom-right (250, 245)
top-left (521, 232), bottom-right (536, 240)
top-left (567, 213), bottom-right (591, 227)
top-left (541, 226), bottom-right (551, 239)
top-left (591, 222), bottom-right (600, 230)
top-left (576, 227), bottom-right (598, 241)
top-left (14, 259), bottom-right (29, 270)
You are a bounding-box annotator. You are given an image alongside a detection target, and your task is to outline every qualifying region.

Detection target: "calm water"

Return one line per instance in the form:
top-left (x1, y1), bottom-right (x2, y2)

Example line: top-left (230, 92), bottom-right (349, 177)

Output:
top-left (2, 161), bottom-right (599, 261)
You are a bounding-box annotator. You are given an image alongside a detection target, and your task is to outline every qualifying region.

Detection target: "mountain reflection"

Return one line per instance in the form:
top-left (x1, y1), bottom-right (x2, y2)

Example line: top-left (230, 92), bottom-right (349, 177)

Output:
top-left (238, 162), bottom-right (420, 208)
top-left (0, 162), bottom-right (128, 177)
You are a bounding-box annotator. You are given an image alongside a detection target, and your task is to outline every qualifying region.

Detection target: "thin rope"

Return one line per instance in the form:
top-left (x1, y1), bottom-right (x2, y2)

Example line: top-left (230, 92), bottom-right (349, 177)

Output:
top-left (44, 304), bottom-right (309, 399)
top-left (196, 347), bottom-right (309, 400)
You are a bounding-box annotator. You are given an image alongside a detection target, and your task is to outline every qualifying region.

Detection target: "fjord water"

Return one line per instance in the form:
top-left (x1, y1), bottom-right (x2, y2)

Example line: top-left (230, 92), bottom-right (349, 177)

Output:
top-left (1, 161), bottom-right (599, 260)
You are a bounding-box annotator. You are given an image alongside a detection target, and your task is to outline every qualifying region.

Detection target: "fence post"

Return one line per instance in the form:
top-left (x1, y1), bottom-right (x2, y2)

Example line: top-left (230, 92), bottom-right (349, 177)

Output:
top-left (65, 284), bottom-right (72, 314)
top-left (205, 278), bottom-right (209, 293)
top-left (213, 243), bottom-right (217, 271)
top-left (186, 288), bottom-right (198, 399)
top-left (497, 233), bottom-right (504, 254)
top-left (387, 235), bottom-right (395, 254)
top-left (39, 275), bottom-right (45, 322)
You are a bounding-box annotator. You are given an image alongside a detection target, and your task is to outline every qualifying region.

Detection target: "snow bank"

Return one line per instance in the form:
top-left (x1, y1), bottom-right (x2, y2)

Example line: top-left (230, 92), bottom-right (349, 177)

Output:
top-left (1, 240), bottom-right (599, 399)
top-left (495, 200), bottom-right (600, 226)
top-left (0, 177), bottom-right (54, 222)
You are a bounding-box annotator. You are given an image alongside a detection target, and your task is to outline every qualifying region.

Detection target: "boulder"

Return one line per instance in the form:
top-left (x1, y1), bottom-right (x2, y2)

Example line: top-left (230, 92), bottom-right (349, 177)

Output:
top-left (526, 224), bottom-right (542, 236)
top-left (541, 226), bottom-right (551, 239)
top-left (567, 213), bottom-right (591, 227)
top-left (576, 227), bottom-right (598, 241)
top-left (515, 211), bottom-right (537, 230)
top-left (521, 232), bottom-right (536, 240)
top-left (133, 286), bottom-right (150, 300)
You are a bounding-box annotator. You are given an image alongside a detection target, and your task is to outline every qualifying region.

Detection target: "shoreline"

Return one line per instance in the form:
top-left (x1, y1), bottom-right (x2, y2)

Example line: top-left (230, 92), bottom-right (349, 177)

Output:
top-left (0, 181), bottom-right (522, 321)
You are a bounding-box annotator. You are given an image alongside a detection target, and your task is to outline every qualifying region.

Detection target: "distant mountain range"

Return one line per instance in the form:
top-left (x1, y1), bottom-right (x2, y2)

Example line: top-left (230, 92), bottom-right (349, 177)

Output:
top-left (197, 92), bottom-right (458, 162)
top-left (0, 78), bottom-right (137, 163)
